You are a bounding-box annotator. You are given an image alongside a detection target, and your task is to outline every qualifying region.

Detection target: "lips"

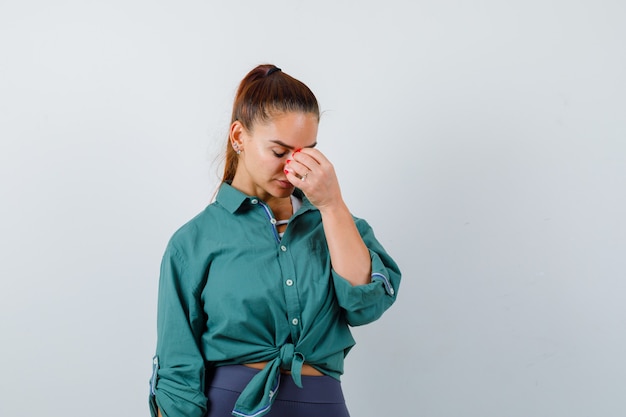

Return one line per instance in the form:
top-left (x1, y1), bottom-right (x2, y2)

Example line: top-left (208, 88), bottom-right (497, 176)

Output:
top-left (277, 179), bottom-right (293, 188)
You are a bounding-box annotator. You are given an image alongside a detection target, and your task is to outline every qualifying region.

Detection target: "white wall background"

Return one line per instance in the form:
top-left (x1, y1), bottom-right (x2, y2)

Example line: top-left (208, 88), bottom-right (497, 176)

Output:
top-left (1, 1), bottom-right (625, 416)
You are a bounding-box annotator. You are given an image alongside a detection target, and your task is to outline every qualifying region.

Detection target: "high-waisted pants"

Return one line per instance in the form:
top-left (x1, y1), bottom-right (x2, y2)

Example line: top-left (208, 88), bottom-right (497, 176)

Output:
top-left (205, 365), bottom-right (351, 417)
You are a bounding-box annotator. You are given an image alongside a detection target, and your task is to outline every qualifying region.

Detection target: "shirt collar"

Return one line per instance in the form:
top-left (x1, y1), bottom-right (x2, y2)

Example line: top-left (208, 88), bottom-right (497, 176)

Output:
top-left (215, 182), bottom-right (315, 214)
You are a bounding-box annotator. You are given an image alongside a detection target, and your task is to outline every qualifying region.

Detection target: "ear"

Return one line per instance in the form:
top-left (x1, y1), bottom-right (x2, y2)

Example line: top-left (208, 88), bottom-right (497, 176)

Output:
top-left (229, 121), bottom-right (246, 152)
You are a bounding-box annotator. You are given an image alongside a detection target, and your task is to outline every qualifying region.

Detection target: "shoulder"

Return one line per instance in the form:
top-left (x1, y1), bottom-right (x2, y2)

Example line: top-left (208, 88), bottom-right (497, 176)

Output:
top-left (166, 202), bottom-right (226, 254)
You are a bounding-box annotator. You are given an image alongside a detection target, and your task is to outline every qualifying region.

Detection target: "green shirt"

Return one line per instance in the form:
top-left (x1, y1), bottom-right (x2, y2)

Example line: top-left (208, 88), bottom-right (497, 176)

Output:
top-left (149, 183), bottom-right (401, 417)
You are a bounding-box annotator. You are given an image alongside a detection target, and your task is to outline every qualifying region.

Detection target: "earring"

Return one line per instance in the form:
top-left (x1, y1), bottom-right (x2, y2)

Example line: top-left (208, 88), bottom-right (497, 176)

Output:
top-left (232, 143), bottom-right (241, 155)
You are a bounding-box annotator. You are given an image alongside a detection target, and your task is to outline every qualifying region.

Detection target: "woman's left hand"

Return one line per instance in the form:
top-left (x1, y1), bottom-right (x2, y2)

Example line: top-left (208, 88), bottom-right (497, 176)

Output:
top-left (286, 148), bottom-right (372, 285)
top-left (284, 148), bottom-right (343, 211)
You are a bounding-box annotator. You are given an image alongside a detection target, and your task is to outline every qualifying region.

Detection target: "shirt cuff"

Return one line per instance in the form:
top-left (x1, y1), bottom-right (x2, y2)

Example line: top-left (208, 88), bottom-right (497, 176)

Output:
top-left (331, 250), bottom-right (396, 325)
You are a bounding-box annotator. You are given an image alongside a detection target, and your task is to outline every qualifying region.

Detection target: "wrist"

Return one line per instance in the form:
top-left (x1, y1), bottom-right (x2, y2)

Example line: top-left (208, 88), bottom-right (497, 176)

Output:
top-left (318, 198), bottom-right (348, 217)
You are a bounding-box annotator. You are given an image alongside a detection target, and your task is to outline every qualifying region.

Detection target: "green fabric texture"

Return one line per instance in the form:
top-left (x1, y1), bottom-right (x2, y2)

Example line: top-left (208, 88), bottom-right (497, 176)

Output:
top-left (150, 182), bottom-right (401, 417)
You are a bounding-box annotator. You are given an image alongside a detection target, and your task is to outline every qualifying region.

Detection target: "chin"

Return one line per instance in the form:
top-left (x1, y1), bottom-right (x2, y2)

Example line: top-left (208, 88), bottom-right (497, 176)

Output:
top-left (274, 188), bottom-right (294, 198)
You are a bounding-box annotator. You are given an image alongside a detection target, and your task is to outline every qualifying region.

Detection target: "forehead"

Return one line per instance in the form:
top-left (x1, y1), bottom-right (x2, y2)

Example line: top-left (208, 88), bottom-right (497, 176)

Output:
top-left (253, 112), bottom-right (318, 147)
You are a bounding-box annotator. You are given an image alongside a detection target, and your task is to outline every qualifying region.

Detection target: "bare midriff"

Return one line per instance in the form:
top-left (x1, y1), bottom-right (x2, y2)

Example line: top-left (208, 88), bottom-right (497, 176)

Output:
top-left (244, 362), bottom-right (324, 376)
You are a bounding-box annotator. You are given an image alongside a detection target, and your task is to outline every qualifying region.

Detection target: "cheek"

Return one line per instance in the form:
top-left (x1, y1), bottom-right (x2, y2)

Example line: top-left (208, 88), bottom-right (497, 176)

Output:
top-left (255, 154), bottom-right (284, 175)
top-left (273, 158), bottom-right (288, 173)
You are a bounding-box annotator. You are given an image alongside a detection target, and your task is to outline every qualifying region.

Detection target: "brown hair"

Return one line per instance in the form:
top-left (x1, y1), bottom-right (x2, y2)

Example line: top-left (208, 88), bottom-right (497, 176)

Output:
top-left (222, 64), bottom-right (320, 183)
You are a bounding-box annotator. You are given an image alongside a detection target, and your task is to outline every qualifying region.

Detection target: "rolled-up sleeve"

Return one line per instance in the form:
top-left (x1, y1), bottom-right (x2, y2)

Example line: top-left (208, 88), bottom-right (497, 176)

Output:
top-left (332, 218), bottom-right (401, 326)
top-left (149, 244), bottom-right (208, 417)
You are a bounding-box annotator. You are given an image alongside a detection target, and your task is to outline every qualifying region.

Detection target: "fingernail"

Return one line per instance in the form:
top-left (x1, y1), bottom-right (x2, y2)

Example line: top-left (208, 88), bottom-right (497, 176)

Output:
top-left (284, 169), bottom-right (289, 174)
top-left (286, 159), bottom-right (291, 164)
top-left (292, 149), bottom-right (301, 157)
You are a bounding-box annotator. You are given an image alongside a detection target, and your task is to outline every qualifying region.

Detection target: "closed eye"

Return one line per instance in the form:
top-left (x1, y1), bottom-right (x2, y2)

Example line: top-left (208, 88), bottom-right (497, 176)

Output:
top-left (273, 150), bottom-right (287, 158)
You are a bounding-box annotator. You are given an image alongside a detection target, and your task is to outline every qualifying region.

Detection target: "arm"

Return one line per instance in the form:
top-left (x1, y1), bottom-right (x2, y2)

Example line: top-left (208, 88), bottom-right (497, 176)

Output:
top-left (149, 243), bottom-right (208, 417)
top-left (331, 217), bottom-right (401, 325)
top-left (286, 148), bottom-right (401, 325)
top-left (285, 148), bottom-right (370, 285)
top-left (318, 199), bottom-right (371, 285)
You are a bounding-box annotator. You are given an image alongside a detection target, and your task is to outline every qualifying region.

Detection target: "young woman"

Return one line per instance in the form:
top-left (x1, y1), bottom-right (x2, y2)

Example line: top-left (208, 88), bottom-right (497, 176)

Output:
top-left (149, 64), bottom-right (401, 417)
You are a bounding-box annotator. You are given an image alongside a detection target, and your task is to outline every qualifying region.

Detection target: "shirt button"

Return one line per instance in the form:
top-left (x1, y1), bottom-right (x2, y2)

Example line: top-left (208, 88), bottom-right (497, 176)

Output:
top-left (286, 279), bottom-right (293, 286)
top-left (291, 318), bottom-right (299, 325)
top-left (280, 245), bottom-right (287, 252)
top-left (251, 199), bottom-right (258, 204)
top-left (270, 218), bottom-right (277, 225)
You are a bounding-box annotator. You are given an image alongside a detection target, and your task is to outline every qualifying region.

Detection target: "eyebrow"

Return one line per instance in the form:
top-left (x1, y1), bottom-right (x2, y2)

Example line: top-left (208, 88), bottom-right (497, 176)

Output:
top-left (270, 139), bottom-right (317, 149)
